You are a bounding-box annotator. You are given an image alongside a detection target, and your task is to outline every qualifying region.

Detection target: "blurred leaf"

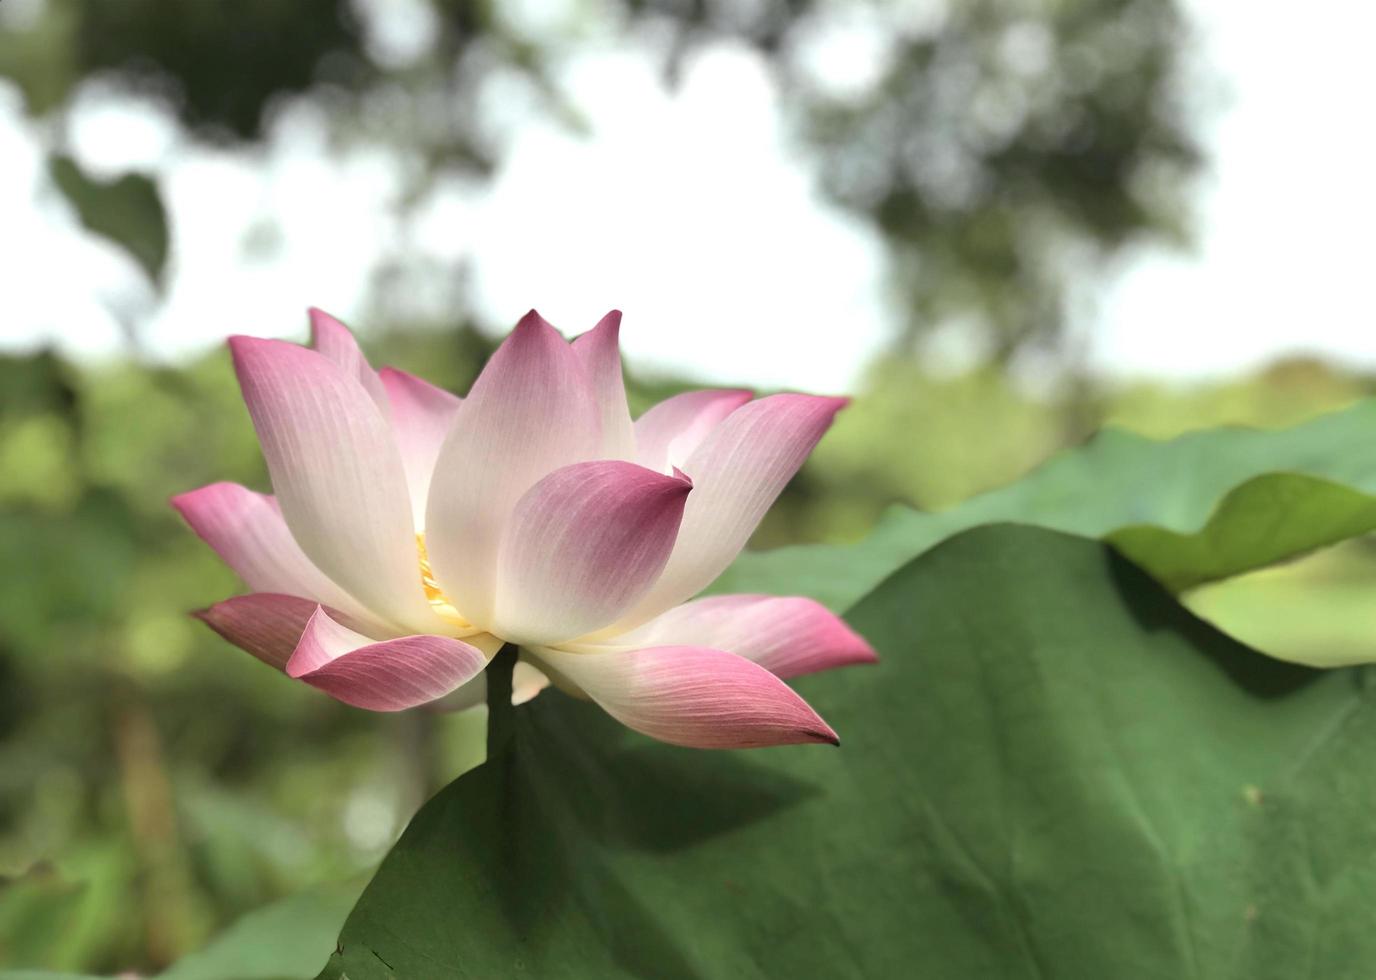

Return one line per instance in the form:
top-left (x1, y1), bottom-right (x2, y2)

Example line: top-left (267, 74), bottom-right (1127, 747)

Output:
top-left (49, 155), bottom-right (168, 287)
top-left (0, 354), bottom-right (77, 419)
top-left (0, 884), bottom-right (360, 980)
top-left (0, 489), bottom-right (138, 650)
top-left (0, 0), bottom-right (81, 116)
top-left (0, 867), bottom-right (86, 969)
top-left (1183, 539), bottom-right (1376, 668)
top-left (717, 399), bottom-right (1376, 662)
top-left (157, 885), bottom-right (361, 980)
top-left (320, 525), bottom-right (1376, 978)
top-left (1110, 473), bottom-right (1376, 591)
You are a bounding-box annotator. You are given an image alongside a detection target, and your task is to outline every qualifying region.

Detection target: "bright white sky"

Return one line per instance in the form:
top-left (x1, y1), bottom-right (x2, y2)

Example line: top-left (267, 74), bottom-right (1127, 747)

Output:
top-left (0, 0), bottom-right (1372, 391)
top-left (1093, 0), bottom-right (1376, 379)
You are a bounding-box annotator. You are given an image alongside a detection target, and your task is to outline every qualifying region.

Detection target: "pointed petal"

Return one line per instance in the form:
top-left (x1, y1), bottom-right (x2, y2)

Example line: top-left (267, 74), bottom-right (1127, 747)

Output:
top-left (494, 461), bottom-right (692, 645)
top-left (572, 310), bottom-right (635, 460)
top-left (286, 607), bottom-right (489, 712)
top-left (193, 593), bottom-right (321, 671)
top-left (309, 308), bottom-right (391, 418)
top-left (378, 367), bottom-right (462, 527)
top-left (425, 311), bottom-right (601, 627)
top-left (619, 394), bottom-right (848, 626)
top-left (171, 482), bottom-right (382, 628)
top-left (172, 482), bottom-right (328, 596)
top-left (611, 594), bottom-right (877, 679)
top-left (230, 335), bottom-right (433, 632)
top-left (531, 645), bottom-right (839, 749)
top-left (634, 388), bottom-right (753, 474)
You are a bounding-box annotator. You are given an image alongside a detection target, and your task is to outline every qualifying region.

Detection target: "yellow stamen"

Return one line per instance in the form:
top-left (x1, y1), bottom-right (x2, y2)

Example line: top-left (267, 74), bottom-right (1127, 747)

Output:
top-left (416, 533), bottom-right (467, 625)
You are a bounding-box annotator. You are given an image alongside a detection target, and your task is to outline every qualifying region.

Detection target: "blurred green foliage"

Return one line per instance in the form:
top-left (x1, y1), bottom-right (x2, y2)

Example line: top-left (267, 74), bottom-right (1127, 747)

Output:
top-left (0, 323), bottom-right (1372, 972)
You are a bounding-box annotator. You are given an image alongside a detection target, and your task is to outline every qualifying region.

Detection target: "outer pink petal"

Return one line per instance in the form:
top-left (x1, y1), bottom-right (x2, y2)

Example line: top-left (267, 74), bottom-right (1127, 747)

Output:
top-left (378, 367), bottom-right (461, 527)
top-left (493, 461), bottom-right (692, 645)
top-left (531, 645), bottom-right (839, 749)
top-left (425, 311), bottom-right (602, 627)
top-left (618, 393), bottom-right (848, 627)
top-left (230, 336), bottom-right (433, 632)
top-left (171, 482), bottom-right (381, 628)
top-left (193, 593), bottom-right (321, 671)
top-left (309, 308), bottom-right (391, 418)
top-left (612, 594), bottom-right (876, 679)
top-left (572, 310), bottom-right (635, 460)
top-left (633, 388), bottom-right (753, 474)
top-left (286, 607), bottom-right (488, 712)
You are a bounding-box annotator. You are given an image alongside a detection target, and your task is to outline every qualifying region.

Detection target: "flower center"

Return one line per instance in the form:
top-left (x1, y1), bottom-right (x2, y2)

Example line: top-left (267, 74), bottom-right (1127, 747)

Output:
top-left (416, 533), bottom-right (467, 625)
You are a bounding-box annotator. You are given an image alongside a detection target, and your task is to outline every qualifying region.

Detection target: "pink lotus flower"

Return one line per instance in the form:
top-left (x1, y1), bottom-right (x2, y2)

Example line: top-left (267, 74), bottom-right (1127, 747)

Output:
top-left (173, 309), bottom-right (875, 748)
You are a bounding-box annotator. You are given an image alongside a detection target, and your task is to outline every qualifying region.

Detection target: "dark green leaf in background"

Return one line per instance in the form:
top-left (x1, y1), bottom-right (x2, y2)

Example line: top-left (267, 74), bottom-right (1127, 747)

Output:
top-left (49, 156), bottom-right (169, 288)
top-left (321, 525), bottom-right (1376, 978)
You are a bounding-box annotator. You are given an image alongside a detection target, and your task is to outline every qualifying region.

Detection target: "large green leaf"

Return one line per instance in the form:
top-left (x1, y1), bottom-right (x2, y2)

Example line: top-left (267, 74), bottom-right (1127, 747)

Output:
top-left (320, 525), bottom-right (1376, 978)
top-left (714, 400), bottom-right (1376, 663)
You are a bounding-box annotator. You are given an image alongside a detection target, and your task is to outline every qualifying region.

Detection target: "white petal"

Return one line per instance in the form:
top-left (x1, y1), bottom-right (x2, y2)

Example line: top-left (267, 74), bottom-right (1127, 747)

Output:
top-left (230, 335), bottom-right (435, 632)
top-left (634, 388), bottom-right (752, 474)
top-left (378, 367), bottom-right (462, 528)
top-left (531, 645), bottom-right (838, 749)
top-left (172, 482), bottom-right (389, 632)
top-left (309, 308), bottom-right (392, 419)
top-left (493, 461), bottom-right (691, 645)
top-left (610, 594), bottom-right (876, 679)
top-left (572, 310), bottom-right (636, 460)
top-left (616, 394), bottom-right (847, 628)
top-left (424, 312), bottom-right (601, 627)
